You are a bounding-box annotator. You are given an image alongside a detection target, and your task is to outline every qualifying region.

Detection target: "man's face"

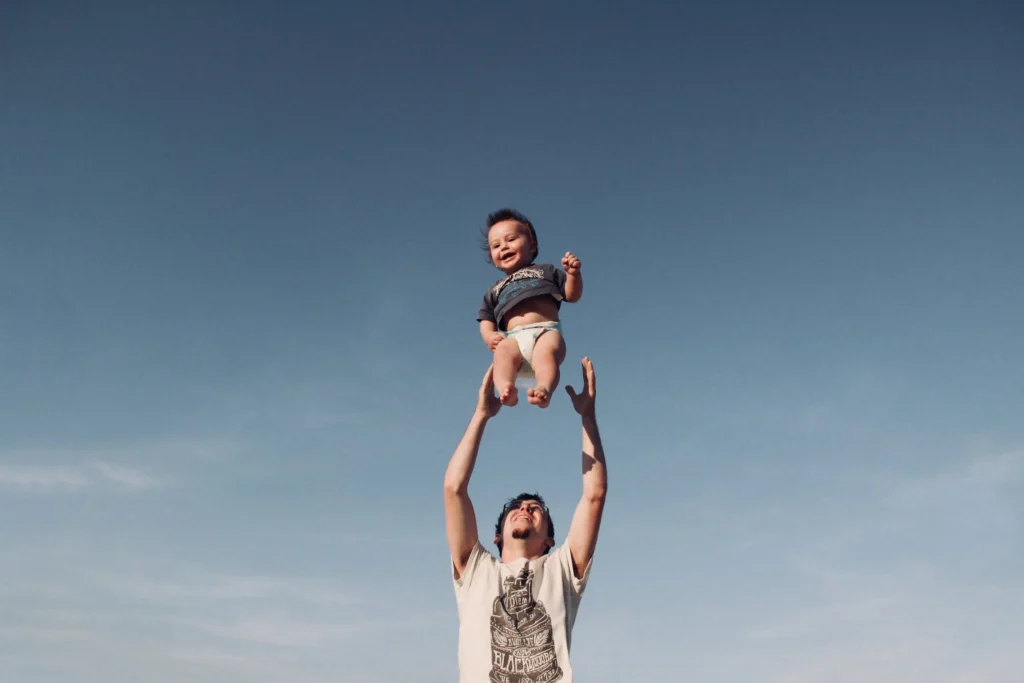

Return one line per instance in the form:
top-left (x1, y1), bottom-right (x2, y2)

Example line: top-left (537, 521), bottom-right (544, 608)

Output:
top-left (501, 499), bottom-right (550, 546)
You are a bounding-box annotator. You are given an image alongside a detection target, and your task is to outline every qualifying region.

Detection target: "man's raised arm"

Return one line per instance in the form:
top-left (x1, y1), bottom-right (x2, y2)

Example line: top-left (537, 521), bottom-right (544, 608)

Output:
top-left (444, 366), bottom-right (501, 579)
top-left (565, 357), bottom-right (608, 579)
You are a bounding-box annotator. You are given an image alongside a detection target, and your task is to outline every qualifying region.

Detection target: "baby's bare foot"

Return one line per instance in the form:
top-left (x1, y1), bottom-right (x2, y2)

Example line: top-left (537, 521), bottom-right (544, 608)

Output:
top-left (499, 384), bottom-right (519, 406)
top-left (527, 386), bottom-right (552, 408)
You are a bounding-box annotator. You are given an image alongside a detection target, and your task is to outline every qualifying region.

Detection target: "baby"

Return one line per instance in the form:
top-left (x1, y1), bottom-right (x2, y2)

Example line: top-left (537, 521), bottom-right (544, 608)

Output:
top-left (476, 208), bottom-right (582, 408)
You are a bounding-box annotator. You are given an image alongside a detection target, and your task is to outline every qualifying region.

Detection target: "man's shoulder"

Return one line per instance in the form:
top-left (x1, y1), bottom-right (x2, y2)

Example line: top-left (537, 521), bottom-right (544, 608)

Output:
top-left (454, 542), bottom-right (499, 587)
top-left (547, 543), bottom-right (573, 567)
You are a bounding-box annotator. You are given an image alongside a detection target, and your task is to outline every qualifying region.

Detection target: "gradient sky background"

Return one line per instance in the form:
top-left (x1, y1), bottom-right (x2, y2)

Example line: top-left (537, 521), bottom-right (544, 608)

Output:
top-left (2, 2), bottom-right (1023, 682)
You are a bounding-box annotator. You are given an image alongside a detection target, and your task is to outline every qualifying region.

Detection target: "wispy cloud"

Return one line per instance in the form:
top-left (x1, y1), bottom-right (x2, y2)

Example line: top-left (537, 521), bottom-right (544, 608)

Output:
top-left (0, 462), bottom-right (161, 493)
top-left (0, 607), bottom-right (93, 644)
top-left (968, 450), bottom-right (1024, 484)
top-left (90, 462), bottom-right (160, 491)
top-left (689, 445), bottom-right (1024, 683)
top-left (110, 573), bottom-right (360, 606)
top-left (107, 570), bottom-right (443, 647)
top-left (175, 616), bottom-right (359, 648)
top-left (892, 449), bottom-right (1024, 503)
top-left (0, 466), bottom-right (90, 491)
top-left (742, 595), bottom-right (897, 642)
top-left (0, 542), bottom-right (446, 681)
top-left (168, 607), bottom-right (449, 651)
top-left (0, 437), bottom-right (240, 494)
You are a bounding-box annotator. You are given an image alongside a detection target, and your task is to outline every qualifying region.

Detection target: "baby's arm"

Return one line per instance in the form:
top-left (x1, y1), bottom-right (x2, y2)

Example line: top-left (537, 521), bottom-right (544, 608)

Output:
top-left (562, 252), bottom-right (583, 303)
top-left (477, 291), bottom-right (505, 351)
top-left (480, 320), bottom-right (505, 352)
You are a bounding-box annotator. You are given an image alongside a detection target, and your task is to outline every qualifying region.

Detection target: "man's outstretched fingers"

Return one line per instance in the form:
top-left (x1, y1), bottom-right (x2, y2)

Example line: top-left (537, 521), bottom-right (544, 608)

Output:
top-left (480, 365), bottom-right (499, 399)
top-left (478, 364), bottom-right (503, 417)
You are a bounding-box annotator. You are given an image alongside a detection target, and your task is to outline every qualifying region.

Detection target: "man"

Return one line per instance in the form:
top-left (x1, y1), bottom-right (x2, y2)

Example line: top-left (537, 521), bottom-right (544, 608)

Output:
top-left (444, 357), bottom-right (608, 683)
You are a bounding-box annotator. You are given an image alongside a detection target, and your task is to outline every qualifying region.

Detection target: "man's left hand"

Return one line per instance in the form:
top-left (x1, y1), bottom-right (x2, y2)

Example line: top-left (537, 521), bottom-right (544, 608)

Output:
top-left (476, 365), bottom-right (502, 419)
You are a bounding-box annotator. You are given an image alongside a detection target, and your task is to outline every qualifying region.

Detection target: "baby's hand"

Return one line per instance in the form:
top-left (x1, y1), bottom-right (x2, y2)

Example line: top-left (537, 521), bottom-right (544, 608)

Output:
top-left (488, 332), bottom-right (506, 352)
top-left (562, 251), bottom-right (581, 275)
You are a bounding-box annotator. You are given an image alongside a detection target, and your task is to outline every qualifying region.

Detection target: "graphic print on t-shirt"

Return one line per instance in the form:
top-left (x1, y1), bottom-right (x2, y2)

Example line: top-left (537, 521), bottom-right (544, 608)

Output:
top-left (492, 267), bottom-right (546, 298)
top-left (489, 563), bottom-right (563, 683)
top-left (494, 269), bottom-right (548, 311)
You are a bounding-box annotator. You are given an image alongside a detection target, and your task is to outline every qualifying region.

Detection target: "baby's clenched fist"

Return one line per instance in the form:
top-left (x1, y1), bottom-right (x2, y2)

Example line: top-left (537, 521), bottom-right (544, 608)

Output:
top-left (562, 251), bottom-right (581, 274)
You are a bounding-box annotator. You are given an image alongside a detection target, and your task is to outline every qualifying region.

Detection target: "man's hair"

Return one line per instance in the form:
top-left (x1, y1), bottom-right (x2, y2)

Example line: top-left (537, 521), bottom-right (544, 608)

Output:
top-left (480, 208), bottom-right (539, 263)
top-left (494, 492), bottom-right (554, 555)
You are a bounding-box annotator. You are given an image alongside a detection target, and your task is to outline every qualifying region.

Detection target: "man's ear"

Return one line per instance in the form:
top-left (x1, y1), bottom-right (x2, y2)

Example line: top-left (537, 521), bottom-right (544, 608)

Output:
top-left (494, 534), bottom-right (501, 546)
top-left (544, 537), bottom-right (555, 548)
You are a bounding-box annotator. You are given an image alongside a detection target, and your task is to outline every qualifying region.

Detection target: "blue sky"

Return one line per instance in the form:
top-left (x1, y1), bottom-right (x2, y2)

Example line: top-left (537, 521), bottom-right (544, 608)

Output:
top-left (2, 2), bottom-right (1022, 681)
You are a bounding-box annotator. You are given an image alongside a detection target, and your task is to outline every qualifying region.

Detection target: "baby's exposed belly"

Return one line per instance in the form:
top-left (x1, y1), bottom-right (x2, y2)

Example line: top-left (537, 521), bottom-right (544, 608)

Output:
top-left (502, 295), bottom-right (561, 330)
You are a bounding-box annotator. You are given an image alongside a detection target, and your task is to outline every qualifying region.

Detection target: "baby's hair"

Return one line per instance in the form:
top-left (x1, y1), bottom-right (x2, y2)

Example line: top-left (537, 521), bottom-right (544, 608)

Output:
top-left (480, 207), bottom-right (539, 264)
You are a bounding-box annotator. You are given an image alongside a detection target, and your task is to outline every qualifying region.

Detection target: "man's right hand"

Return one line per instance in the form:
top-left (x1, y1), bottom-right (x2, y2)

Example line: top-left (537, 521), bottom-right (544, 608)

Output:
top-left (447, 366), bottom-right (495, 578)
top-left (487, 332), bottom-right (506, 352)
top-left (565, 357), bottom-right (596, 418)
top-left (477, 365), bottom-right (502, 418)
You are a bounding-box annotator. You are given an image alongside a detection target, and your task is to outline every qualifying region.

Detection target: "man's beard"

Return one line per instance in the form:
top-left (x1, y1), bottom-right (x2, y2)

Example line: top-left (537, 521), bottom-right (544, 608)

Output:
top-left (510, 527), bottom-right (532, 540)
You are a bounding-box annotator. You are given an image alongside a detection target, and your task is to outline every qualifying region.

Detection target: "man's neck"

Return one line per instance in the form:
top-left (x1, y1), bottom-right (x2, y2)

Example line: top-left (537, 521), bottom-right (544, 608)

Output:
top-left (500, 542), bottom-right (548, 564)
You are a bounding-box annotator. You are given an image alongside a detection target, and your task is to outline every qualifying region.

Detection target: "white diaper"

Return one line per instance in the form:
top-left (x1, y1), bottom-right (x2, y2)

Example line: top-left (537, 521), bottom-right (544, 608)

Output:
top-left (506, 321), bottom-right (561, 379)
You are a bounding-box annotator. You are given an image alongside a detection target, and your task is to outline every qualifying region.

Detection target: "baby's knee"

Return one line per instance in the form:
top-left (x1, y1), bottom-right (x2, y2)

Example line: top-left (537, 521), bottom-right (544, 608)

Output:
top-left (536, 333), bottom-right (566, 359)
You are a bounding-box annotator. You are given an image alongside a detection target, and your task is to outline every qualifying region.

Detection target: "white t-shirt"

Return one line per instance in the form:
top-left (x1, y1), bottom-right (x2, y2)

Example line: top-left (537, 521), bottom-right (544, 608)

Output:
top-left (452, 542), bottom-right (591, 683)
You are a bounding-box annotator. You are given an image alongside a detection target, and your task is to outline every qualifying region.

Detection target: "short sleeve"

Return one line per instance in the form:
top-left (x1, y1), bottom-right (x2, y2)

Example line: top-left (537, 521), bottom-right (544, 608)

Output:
top-left (476, 289), bottom-right (496, 323)
top-left (555, 543), bottom-right (591, 598)
top-left (549, 265), bottom-right (568, 297)
top-left (453, 542), bottom-right (495, 595)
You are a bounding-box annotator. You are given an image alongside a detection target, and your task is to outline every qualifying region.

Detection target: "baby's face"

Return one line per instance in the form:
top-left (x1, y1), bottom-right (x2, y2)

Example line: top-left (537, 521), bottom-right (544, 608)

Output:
top-left (488, 220), bottom-right (534, 273)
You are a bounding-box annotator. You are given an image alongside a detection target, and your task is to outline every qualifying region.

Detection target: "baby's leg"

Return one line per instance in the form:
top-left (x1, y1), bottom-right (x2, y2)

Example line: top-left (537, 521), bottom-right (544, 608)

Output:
top-left (526, 331), bottom-right (566, 408)
top-left (493, 337), bottom-right (523, 406)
